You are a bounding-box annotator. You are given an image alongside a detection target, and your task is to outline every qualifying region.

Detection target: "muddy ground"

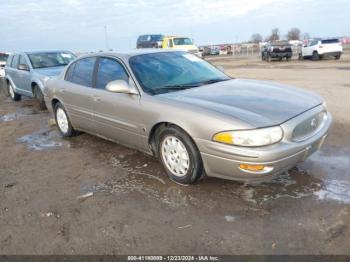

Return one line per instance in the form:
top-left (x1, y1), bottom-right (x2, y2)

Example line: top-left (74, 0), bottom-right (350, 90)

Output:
top-left (0, 54), bottom-right (349, 255)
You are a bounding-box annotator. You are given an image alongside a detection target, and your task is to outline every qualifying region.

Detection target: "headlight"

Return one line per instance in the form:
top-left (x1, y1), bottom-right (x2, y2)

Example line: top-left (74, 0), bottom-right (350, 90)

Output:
top-left (213, 126), bottom-right (283, 147)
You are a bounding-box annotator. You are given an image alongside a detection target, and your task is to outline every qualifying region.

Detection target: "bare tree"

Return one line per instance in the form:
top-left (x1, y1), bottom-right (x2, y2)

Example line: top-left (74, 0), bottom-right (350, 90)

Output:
top-left (269, 28), bottom-right (280, 41)
top-left (251, 33), bottom-right (263, 43)
top-left (302, 32), bottom-right (310, 40)
top-left (287, 28), bottom-right (301, 40)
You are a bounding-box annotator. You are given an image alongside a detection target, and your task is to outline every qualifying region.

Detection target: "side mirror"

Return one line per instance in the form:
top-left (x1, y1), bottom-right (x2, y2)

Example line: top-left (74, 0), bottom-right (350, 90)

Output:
top-left (105, 79), bottom-right (138, 94)
top-left (18, 64), bottom-right (29, 71)
top-left (216, 65), bottom-right (225, 73)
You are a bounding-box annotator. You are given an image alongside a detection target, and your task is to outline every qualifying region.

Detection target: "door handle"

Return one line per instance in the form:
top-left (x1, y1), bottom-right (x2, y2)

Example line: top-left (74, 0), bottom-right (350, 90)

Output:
top-left (92, 96), bottom-right (101, 102)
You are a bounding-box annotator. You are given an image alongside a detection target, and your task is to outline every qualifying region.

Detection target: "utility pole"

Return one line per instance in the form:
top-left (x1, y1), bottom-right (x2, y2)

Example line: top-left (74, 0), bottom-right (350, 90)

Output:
top-left (104, 25), bottom-right (109, 51)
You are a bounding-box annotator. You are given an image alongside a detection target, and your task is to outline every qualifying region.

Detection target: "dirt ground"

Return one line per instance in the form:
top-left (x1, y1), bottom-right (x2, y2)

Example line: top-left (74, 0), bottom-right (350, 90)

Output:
top-left (0, 54), bottom-right (350, 255)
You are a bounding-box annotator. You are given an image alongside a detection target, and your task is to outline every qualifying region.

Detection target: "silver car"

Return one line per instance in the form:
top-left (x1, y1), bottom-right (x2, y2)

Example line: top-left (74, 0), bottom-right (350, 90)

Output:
top-left (5, 51), bottom-right (76, 109)
top-left (45, 50), bottom-right (332, 184)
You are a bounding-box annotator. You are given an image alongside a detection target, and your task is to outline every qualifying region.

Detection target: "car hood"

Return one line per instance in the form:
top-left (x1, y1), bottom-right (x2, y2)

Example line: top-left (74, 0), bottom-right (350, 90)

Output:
top-left (159, 79), bottom-right (323, 128)
top-left (34, 66), bottom-right (66, 77)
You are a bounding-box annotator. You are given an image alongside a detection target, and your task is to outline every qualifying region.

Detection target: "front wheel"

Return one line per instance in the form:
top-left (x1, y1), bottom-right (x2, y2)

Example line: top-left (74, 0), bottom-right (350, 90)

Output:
top-left (312, 51), bottom-right (319, 61)
top-left (7, 81), bottom-right (21, 101)
top-left (54, 102), bottom-right (77, 137)
top-left (33, 85), bottom-right (47, 110)
top-left (158, 126), bottom-right (204, 184)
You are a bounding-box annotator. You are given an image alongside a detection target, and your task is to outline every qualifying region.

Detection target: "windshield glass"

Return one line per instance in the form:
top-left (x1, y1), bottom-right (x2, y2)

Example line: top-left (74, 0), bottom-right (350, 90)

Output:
top-left (173, 38), bottom-right (193, 46)
top-left (129, 52), bottom-right (230, 95)
top-left (28, 52), bottom-right (76, 69)
top-left (0, 53), bottom-right (9, 62)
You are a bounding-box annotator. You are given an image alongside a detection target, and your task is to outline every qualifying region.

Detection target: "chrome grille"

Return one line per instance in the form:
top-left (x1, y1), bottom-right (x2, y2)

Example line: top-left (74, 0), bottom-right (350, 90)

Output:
top-left (292, 112), bottom-right (326, 141)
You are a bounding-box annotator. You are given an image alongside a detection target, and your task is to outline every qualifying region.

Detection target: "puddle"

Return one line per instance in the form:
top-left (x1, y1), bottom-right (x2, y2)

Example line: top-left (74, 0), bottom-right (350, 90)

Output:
top-left (75, 134), bottom-right (350, 208)
top-left (0, 107), bottom-right (40, 122)
top-left (18, 129), bottom-right (63, 151)
top-left (241, 147), bottom-right (350, 205)
top-left (314, 179), bottom-right (350, 204)
top-left (241, 168), bottom-right (323, 204)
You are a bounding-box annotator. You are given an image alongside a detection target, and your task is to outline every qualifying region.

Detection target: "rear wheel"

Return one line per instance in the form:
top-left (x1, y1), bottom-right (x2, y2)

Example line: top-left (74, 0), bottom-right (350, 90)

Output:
top-left (54, 102), bottom-right (77, 137)
top-left (158, 126), bottom-right (204, 184)
top-left (7, 81), bottom-right (21, 101)
top-left (335, 53), bottom-right (341, 60)
top-left (312, 51), bottom-right (319, 61)
top-left (33, 85), bottom-right (47, 110)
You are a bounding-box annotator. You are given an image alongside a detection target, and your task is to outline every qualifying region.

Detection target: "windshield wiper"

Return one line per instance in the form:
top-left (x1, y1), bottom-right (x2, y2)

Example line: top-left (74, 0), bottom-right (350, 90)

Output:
top-left (198, 78), bottom-right (231, 85)
top-left (151, 84), bottom-right (200, 94)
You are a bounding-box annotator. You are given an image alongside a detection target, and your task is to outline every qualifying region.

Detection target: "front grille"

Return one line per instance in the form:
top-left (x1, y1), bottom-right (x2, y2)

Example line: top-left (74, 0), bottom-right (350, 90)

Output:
top-left (292, 111), bottom-right (327, 141)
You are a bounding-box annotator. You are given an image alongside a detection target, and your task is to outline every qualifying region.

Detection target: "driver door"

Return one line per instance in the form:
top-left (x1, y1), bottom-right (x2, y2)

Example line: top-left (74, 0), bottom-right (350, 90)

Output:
top-left (90, 57), bottom-right (143, 149)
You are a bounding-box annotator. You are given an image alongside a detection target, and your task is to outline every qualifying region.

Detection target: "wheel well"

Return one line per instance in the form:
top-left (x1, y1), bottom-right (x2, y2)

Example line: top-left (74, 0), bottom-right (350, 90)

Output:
top-left (31, 82), bottom-right (38, 93)
top-left (148, 122), bottom-right (197, 158)
top-left (148, 122), bottom-right (169, 156)
top-left (51, 98), bottom-right (60, 110)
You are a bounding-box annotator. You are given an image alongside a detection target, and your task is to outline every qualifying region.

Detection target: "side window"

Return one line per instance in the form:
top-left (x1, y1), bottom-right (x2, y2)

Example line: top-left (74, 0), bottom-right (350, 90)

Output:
top-left (96, 58), bottom-right (129, 90)
top-left (12, 55), bottom-right (19, 68)
top-left (19, 55), bottom-right (28, 66)
top-left (6, 56), bottom-right (13, 67)
top-left (311, 40), bottom-right (318, 46)
top-left (168, 39), bottom-right (173, 48)
top-left (68, 57), bottom-right (96, 87)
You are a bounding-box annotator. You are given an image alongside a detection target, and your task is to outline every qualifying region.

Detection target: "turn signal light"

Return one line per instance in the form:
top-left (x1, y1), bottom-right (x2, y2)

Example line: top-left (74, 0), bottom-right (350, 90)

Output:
top-left (239, 164), bottom-right (265, 171)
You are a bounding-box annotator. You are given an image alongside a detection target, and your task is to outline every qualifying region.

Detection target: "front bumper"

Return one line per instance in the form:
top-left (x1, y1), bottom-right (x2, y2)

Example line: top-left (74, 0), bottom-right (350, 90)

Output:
top-left (196, 106), bottom-right (332, 182)
top-left (270, 52), bottom-right (292, 58)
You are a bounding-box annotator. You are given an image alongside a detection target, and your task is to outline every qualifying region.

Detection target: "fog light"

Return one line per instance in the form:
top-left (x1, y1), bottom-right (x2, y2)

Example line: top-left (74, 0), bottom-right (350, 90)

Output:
top-left (239, 164), bottom-right (265, 171)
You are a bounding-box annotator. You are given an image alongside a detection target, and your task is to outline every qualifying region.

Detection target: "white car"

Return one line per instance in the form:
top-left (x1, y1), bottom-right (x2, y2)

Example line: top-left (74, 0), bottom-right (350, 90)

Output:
top-left (299, 38), bottom-right (342, 60)
top-left (0, 52), bottom-right (10, 78)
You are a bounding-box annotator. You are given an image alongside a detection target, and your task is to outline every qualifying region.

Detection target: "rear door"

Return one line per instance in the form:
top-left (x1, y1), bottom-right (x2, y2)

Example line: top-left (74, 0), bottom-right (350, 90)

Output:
top-left (90, 56), bottom-right (143, 148)
top-left (60, 57), bottom-right (97, 131)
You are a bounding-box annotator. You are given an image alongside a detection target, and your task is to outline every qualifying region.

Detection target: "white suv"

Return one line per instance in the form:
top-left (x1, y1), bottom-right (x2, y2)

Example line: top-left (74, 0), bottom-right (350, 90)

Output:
top-left (299, 38), bottom-right (342, 60)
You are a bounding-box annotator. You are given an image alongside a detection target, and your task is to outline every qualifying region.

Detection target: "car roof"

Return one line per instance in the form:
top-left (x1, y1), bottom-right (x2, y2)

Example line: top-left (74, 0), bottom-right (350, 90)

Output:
top-left (78, 49), bottom-right (181, 60)
top-left (25, 50), bottom-right (73, 55)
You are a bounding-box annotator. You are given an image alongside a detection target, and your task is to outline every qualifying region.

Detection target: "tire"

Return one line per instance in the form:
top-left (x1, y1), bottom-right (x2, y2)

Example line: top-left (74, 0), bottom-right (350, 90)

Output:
top-left (266, 54), bottom-right (270, 62)
top-left (335, 53), bottom-right (341, 60)
top-left (7, 81), bottom-right (21, 101)
top-left (312, 51), bottom-right (319, 61)
top-left (298, 53), bottom-right (303, 60)
top-left (158, 126), bottom-right (204, 184)
top-left (54, 102), bottom-right (77, 137)
top-left (286, 56), bottom-right (291, 61)
top-left (33, 85), bottom-right (47, 110)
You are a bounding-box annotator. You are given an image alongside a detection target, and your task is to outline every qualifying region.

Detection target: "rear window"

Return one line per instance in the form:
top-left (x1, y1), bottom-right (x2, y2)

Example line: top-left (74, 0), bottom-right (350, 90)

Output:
top-left (321, 39), bottom-right (339, 44)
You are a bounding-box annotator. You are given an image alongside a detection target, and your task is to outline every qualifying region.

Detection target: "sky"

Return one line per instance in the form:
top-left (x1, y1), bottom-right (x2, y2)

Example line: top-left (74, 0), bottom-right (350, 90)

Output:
top-left (0, 0), bottom-right (349, 52)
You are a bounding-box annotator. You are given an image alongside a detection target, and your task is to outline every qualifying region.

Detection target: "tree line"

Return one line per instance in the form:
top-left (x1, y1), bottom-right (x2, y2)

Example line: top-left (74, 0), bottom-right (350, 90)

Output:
top-left (250, 28), bottom-right (310, 43)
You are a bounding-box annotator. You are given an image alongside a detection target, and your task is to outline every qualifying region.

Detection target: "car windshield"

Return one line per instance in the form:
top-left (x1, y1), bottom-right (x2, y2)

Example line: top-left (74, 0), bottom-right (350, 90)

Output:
top-left (0, 53), bottom-right (9, 62)
top-left (28, 52), bottom-right (76, 69)
top-left (129, 51), bottom-right (230, 95)
top-left (173, 38), bottom-right (193, 46)
top-left (151, 35), bottom-right (163, 41)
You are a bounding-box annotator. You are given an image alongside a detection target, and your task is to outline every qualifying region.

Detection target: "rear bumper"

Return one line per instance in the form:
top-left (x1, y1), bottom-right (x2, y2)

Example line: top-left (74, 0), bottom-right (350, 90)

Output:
top-left (196, 107), bottom-right (332, 183)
